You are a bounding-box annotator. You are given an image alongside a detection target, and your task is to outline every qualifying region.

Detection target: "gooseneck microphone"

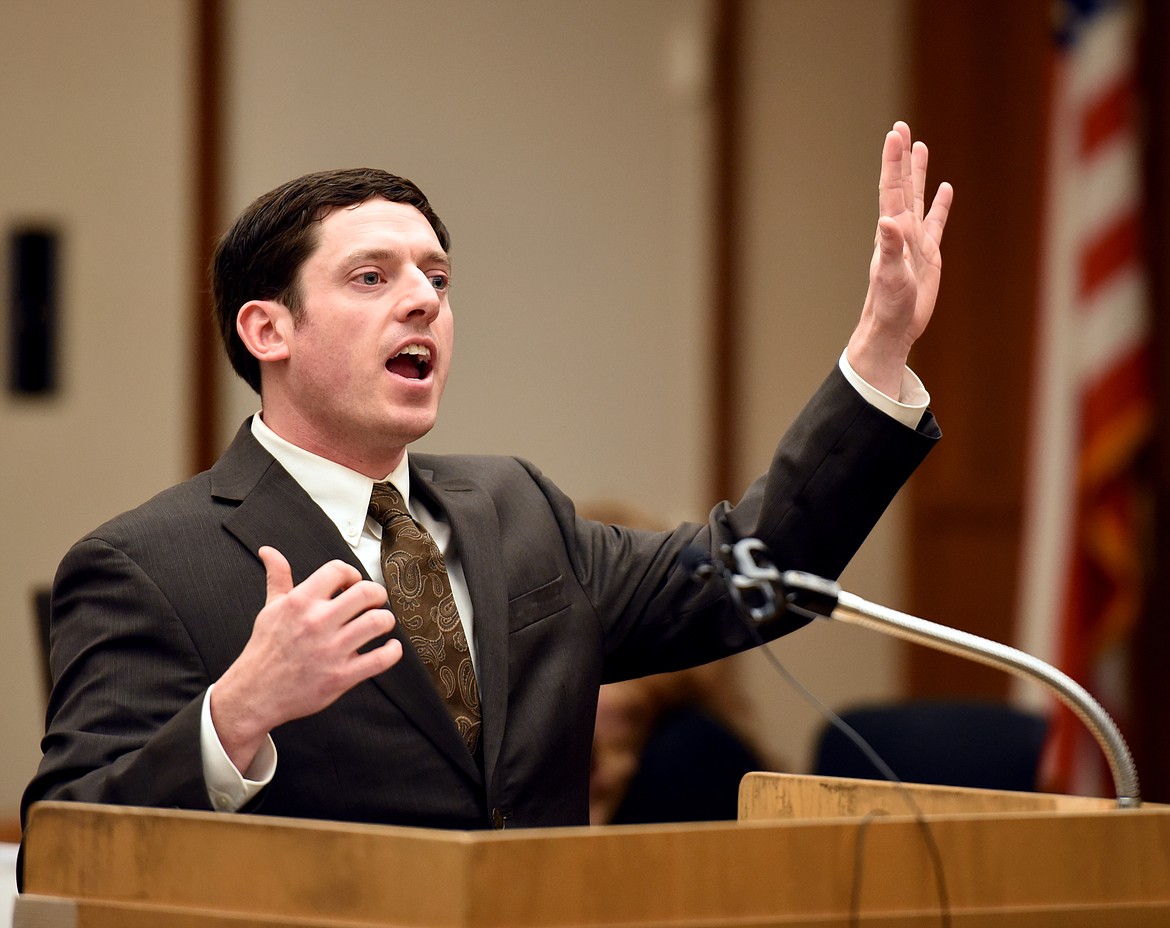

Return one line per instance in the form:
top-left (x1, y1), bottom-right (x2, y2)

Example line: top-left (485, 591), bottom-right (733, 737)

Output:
top-left (684, 539), bottom-right (1141, 809)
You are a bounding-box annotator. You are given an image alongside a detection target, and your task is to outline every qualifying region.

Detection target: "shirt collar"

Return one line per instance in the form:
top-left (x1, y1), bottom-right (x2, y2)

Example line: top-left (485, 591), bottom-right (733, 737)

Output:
top-left (250, 413), bottom-right (411, 547)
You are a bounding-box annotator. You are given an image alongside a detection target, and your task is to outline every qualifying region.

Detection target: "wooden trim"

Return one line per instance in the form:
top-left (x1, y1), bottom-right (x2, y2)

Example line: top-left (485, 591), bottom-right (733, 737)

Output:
top-left (906, 0), bottom-right (1049, 698)
top-left (0, 818), bottom-right (21, 843)
top-left (1135, 0), bottom-right (1170, 803)
top-left (707, 0), bottom-right (743, 504)
top-left (190, 0), bottom-right (223, 474)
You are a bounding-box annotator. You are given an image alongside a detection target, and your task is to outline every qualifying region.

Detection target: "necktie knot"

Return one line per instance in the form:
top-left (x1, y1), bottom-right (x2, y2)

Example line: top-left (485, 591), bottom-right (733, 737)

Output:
top-left (368, 482), bottom-right (410, 528)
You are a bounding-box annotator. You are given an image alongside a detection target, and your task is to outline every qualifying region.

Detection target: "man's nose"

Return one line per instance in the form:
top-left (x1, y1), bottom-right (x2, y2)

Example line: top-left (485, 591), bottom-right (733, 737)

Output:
top-left (396, 269), bottom-right (441, 322)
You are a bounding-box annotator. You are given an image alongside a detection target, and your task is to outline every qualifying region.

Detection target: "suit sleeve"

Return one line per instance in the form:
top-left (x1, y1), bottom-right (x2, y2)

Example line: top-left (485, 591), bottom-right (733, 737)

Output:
top-left (566, 365), bottom-right (939, 681)
top-left (22, 536), bottom-right (214, 822)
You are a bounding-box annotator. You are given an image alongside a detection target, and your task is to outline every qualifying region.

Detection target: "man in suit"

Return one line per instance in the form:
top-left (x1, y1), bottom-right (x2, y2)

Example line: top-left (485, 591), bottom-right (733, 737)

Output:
top-left (23, 122), bottom-right (952, 835)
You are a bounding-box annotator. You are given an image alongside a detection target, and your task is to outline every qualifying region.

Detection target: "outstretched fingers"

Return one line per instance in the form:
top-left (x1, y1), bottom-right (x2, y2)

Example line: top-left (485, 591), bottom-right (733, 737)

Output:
top-left (924, 180), bottom-right (955, 246)
top-left (879, 123), bottom-right (954, 263)
top-left (851, 119), bottom-right (954, 392)
top-left (880, 121), bottom-right (916, 219)
top-left (878, 126), bottom-right (910, 221)
top-left (911, 140), bottom-right (928, 220)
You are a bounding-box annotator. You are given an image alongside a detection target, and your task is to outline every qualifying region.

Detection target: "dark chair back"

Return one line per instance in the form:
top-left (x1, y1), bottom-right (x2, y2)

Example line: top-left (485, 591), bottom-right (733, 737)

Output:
top-left (812, 699), bottom-right (1049, 792)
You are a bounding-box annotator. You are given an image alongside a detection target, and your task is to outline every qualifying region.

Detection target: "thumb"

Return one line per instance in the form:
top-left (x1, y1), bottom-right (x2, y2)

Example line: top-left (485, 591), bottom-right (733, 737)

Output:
top-left (258, 545), bottom-right (294, 604)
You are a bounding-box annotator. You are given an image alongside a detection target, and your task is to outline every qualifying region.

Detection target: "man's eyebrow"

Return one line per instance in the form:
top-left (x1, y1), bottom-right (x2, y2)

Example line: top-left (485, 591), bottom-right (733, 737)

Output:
top-left (420, 249), bottom-right (452, 270)
top-left (342, 248), bottom-right (451, 269)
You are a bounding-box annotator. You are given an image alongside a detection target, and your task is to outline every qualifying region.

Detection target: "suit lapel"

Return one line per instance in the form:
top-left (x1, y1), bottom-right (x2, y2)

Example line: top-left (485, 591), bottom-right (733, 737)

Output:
top-left (210, 425), bottom-right (481, 784)
top-left (411, 458), bottom-right (510, 790)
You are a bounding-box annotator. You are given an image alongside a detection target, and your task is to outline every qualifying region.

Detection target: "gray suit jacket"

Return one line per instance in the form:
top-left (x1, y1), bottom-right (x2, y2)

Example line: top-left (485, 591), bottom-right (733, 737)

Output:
top-left (23, 366), bottom-right (938, 832)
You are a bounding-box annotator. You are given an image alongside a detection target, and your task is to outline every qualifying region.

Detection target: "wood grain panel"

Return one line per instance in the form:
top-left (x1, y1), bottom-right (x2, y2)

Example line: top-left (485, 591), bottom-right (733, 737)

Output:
top-left (907, 2), bottom-right (1053, 697)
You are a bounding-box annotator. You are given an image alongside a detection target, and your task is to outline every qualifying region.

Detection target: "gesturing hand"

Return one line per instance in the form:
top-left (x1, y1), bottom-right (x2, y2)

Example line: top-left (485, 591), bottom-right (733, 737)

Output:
top-left (211, 546), bottom-right (403, 773)
top-left (847, 121), bottom-right (954, 399)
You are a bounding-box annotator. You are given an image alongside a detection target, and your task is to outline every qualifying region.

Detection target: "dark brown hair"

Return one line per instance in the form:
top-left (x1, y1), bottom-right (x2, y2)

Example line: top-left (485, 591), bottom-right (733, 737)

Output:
top-left (211, 168), bottom-right (449, 394)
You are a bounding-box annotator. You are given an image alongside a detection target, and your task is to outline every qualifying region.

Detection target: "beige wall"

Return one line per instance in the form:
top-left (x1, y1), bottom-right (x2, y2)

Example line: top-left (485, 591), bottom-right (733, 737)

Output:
top-left (0, 0), bottom-right (914, 820)
top-left (0, 1), bottom-right (193, 820)
top-left (218, 0), bottom-right (713, 524)
top-left (730, 0), bottom-right (912, 773)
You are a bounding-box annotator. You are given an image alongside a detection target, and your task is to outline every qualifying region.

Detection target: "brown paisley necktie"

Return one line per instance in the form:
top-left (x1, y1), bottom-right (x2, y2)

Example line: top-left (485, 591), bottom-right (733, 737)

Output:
top-left (368, 482), bottom-right (480, 755)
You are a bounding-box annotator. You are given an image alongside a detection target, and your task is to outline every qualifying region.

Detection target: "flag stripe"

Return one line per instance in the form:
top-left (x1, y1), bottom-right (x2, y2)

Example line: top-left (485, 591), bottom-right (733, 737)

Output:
top-left (1016, 0), bottom-right (1150, 797)
top-left (1078, 212), bottom-right (1139, 301)
top-left (1076, 341), bottom-right (1151, 477)
top-left (1080, 74), bottom-right (1135, 157)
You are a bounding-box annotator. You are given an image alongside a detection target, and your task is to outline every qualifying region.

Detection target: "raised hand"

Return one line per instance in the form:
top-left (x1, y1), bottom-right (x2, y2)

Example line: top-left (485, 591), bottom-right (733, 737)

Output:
top-left (847, 121), bottom-right (954, 399)
top-left (210, 546), bottom-right (403, 773)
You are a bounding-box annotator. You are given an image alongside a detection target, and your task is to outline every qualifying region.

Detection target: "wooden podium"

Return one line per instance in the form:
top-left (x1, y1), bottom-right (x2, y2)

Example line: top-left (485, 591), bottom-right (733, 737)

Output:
top-left (16, 773), bottom-right (1170, 927)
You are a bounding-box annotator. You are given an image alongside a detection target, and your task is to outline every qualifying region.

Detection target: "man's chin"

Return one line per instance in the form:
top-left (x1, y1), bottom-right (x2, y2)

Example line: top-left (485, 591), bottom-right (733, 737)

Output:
top-left (388, 409), bottom-right (440, 445)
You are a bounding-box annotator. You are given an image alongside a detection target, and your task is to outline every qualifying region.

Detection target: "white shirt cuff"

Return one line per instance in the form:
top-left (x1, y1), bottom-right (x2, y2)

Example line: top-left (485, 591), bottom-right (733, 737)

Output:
top-left (838, 349), bottom-right (929, 429)
top-left (200, 685), bottom-right (277, 812)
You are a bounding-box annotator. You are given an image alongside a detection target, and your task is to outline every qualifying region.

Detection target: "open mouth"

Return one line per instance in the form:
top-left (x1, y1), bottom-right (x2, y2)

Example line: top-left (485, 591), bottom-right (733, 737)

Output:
top-left (386, 344), bottom-right (433, 380)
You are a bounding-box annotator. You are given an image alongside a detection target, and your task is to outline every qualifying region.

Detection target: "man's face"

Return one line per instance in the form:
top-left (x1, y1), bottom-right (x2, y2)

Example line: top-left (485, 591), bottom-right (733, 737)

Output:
top-left (261, 197), bottom-right (454, 474)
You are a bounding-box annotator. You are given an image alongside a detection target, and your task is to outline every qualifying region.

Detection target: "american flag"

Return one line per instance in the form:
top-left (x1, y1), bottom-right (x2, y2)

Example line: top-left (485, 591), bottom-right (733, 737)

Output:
top-left (1015, 0), bottom-right (1152, 795)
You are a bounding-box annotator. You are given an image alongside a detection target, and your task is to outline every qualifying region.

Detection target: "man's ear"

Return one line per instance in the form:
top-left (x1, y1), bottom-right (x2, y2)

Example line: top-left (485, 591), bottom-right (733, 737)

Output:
top-left (236, 300), bottom-right (292, 363)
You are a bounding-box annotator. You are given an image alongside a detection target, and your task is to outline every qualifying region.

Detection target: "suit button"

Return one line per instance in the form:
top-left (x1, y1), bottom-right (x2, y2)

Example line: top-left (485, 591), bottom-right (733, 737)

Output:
top-left (491, 808), bottom-right (506, 829)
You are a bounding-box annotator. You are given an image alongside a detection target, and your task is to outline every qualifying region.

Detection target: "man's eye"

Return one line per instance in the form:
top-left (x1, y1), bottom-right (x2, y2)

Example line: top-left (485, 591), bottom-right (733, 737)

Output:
top-left (429, 274), bottom-right (449, 291)
top-left (359, 271), bottom-right (381, 286)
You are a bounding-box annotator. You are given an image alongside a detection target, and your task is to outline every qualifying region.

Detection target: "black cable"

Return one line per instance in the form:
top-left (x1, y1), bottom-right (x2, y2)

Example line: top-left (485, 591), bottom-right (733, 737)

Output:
top-left (850, 809), bottom-right (886, 928)
top-left (745, 620), bottom-right (952, 928)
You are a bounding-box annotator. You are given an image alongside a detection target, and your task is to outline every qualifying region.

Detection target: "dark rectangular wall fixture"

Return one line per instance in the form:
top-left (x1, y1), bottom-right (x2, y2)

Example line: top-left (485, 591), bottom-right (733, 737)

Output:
top-left (8, 227), bottom-right (59, 395)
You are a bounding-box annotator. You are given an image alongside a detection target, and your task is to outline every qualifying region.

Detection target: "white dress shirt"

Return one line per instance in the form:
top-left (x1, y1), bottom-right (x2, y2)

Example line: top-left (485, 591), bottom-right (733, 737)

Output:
top-left (837, 349), bottom-right (929, 428)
